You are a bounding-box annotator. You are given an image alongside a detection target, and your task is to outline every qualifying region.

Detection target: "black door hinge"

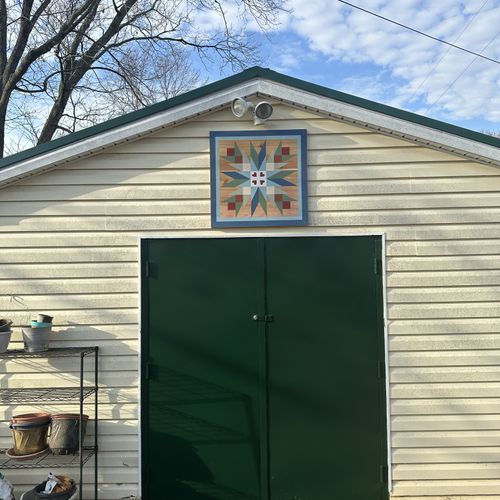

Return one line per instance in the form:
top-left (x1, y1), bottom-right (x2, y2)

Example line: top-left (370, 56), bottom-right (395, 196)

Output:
top-left (378, 361), bottom-right (385, 379)
top-left (145, 362), bottom-right (159, 381)
top-left (144, 261), bottom-right (158, 279)
top-left (380, 465), bottom-right (388, 483)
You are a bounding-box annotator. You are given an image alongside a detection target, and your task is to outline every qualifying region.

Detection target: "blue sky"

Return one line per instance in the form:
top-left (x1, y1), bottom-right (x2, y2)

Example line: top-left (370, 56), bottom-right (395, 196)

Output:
top-left (208, 0), bottom-right (500, 134)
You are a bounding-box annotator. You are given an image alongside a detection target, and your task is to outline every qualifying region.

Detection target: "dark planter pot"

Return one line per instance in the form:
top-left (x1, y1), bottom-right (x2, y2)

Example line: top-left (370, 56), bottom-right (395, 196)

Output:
top-left (37, 314), bottom-right (53, 324)
top-left (49, 414), bottom-right (88, 455)
top-left (0, 319), bottom-right (13, 332)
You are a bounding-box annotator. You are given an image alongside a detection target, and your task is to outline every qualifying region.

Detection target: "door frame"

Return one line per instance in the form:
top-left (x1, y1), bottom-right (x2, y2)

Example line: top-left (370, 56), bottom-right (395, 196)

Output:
top-left (138, 231), bottom-right (391, 497)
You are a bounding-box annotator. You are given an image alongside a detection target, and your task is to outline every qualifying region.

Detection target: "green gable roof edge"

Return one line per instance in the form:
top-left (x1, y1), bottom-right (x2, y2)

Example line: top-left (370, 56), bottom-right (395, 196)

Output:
top-left (0, 66), bottom-right (498, 171)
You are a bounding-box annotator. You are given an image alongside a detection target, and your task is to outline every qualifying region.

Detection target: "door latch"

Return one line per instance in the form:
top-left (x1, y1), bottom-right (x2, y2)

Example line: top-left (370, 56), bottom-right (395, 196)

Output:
top-left (251, 314), bottom-right (274, 322)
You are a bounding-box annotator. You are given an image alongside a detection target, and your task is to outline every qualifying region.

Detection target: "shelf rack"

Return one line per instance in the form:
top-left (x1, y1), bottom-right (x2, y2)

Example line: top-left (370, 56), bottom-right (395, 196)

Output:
top-left (0, 346), bottom-right (99, 500)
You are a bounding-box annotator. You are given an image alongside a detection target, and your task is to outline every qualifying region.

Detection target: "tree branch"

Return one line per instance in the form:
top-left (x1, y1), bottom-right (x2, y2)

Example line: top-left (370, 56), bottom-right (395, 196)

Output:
top-left (0, 0), bottom-right (7, 80)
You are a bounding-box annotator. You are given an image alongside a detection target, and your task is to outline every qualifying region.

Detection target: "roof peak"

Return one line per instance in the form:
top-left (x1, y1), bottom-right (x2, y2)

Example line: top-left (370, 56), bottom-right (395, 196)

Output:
top-left (0, 66), bottom-right (498, 171)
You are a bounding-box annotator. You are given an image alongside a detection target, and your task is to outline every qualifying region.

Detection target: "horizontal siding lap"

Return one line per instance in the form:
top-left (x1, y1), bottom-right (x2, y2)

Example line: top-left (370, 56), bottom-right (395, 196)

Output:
top-left (392, 398), bottom-right (500, 415)
top-left (389, 287), bottom-right (500, 303)
top-left (392, 414), bottom-right (500, 431)
top-left (392, 479), bottom-right (500, 495)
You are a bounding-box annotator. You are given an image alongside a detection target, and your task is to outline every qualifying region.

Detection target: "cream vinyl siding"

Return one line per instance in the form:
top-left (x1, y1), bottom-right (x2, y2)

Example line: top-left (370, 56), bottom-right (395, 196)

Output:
top-left (0, 102), bottom-right (499, 499)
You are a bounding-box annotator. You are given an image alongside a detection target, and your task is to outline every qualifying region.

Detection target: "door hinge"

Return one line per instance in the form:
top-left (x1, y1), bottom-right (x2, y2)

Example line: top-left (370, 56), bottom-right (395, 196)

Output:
top-left (380, 465), bottom-right (388, 483)
top-left (378, 361), bottom-right (385, 379)
top-left (145, 362), bottom-right (159, 381)
top-left (144, 261), bottom-right (158, 279)
top-left (374, 258), bottom-right (382, 275)
top-left (251, 314), bottom-right (274, 322)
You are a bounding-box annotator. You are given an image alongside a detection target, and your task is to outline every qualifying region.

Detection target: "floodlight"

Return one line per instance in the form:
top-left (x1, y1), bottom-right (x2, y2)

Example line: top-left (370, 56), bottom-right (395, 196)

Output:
top-left (253, 101), bottom-right (274, 125)
top-left (231, 98), bottom-right (253, 118)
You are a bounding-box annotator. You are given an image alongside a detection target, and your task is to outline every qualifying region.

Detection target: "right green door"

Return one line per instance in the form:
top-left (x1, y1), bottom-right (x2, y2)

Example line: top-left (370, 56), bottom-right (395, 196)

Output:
top-left (142, 236), bottom-right (387, 500)
top-left (265, 236), bottom-right (387, 500)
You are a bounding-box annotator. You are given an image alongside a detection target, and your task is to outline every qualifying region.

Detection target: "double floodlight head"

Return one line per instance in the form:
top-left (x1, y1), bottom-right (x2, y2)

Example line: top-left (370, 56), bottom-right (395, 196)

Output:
top-left (231, 97), bottom-right (273, 125)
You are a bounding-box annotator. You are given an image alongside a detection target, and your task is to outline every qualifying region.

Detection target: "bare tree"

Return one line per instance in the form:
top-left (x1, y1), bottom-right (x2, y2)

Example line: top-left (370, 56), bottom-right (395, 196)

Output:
top-left (0, 0), bottom-right (286, 157)
top-left (481, 130), bottom-right (500, 138)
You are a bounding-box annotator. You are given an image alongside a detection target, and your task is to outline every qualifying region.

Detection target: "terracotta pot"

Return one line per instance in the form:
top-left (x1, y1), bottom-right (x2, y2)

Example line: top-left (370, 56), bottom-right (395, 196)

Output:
top-left (12, 412), bottom-right (51, 425)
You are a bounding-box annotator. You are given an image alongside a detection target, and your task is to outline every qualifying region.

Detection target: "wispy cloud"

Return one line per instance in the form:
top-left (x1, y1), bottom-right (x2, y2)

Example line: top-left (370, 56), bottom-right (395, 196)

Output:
top-left (276, 0), bottom-right (500, 127)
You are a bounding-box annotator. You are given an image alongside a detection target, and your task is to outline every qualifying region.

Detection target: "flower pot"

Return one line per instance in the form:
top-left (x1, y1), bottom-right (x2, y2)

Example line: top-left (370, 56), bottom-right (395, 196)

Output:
top-left (10, 420), bottom-right (50, 456)
top-left (0, 330), bottom-right (12, 353)
top-left (22, 327), bottom-right (51, 352)
top-left (12, 413), bottom-right (51, 425)
top-left (0, 319), bottom-right (12, 332)
top-left (31, 321), bottom-right (52, 328)
top-left (49, 414), bottom-right (88, 454)
top-left (37, 314), bottom-right (53, 324)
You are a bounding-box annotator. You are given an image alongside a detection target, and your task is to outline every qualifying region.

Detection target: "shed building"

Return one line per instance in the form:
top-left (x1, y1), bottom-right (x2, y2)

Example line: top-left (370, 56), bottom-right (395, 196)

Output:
top-left (0, 67), bottom-right (499, 500)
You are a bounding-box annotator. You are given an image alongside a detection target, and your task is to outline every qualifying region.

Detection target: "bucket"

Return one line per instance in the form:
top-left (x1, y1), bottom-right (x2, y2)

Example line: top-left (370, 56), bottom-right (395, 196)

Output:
top-left (10, 420), bottom-right (50, 455)
top-left (0, 330), bottom-right (12, 352)
top-left (49, 414), bottom-right (89, 454)
top-left (22, 327), bottom-right (51, 352)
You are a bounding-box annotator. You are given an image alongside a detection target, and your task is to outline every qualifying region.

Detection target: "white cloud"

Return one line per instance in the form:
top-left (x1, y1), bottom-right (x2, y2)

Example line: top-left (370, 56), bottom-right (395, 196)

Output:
top-left (281, 0), bottom-right (500, 125)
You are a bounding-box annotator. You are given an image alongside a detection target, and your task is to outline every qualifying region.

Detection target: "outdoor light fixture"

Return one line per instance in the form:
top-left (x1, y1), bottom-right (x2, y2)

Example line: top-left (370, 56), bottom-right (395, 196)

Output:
top-left (231, 98), bottom-right (274, 125)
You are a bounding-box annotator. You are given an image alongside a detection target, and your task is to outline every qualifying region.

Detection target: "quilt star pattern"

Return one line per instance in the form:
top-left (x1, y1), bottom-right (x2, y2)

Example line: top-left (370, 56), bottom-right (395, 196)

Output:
top-left (210, 130), bottom-right (307, 227)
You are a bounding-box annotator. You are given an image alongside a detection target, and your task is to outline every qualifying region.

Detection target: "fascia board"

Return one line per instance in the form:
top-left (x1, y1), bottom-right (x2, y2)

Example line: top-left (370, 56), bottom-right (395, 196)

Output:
top-left (0, 80), bottom-right (260, 187)
top-left (257, 80), bottom-right (500, 166)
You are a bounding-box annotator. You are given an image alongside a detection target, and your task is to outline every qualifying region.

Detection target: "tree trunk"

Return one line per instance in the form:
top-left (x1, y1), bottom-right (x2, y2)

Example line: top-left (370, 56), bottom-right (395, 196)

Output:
top-left (37, 88), bottom-right (73, 144)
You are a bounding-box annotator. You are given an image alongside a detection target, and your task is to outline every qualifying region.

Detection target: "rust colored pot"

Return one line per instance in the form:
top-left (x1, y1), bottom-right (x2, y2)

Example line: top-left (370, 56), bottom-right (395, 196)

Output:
top-left (11, 412), bottom-right (51, 425)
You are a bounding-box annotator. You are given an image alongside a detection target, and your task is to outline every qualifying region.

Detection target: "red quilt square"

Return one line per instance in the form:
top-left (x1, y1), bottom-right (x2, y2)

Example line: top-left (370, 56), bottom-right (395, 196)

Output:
top-left (227, 147), bottom-right (235, 156)
top-left (228, 202), bottom-right (236, 210)
top-left (282, 201), bottom-right (291, 209)
top-left (274, 155), bottom-right (282, 163)
top-left (282, 147), bottom-right (290, 155)
top-left (275, 194), bottom-right (283, 202)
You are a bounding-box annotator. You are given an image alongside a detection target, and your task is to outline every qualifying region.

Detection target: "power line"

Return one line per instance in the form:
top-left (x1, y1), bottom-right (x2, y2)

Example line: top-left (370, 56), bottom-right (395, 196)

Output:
top-left (406, 0), bottom-right (491, 104)
top-left (427, 29), bottom-right (500, 109)
top-left (338, 0), bottom-right (500, 64)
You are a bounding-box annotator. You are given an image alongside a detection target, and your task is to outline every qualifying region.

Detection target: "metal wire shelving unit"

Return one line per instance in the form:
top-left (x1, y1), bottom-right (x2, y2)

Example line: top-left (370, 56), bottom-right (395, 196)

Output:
top-left (0, 346), bottom-right (99, 499)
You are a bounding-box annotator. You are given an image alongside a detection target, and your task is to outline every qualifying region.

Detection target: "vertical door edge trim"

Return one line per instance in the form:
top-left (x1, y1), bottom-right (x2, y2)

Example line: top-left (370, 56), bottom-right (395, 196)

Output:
top-left (138, 237), bottom-right (148, 499)
top-left (381, 234), bottom-right (392, 493)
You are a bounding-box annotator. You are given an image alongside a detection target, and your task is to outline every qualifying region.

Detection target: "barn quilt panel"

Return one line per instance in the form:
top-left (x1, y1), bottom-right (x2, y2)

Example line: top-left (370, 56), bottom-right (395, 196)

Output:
top-left (210, 130), bottom-right (308, 227)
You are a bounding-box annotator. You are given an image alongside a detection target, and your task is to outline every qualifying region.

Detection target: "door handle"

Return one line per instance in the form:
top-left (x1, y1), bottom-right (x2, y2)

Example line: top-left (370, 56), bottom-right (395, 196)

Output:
top-left (251, 314), bottom-right (274, 322)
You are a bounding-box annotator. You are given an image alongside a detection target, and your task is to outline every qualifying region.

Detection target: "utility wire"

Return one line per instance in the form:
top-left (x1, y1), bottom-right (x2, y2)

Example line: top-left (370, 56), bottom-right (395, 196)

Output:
top-left (427, 29), bottom-right (500, 109)
top-left (338, 0), bottom-right (500, 64)
top-left (406, 0), bottom-right (491, 104)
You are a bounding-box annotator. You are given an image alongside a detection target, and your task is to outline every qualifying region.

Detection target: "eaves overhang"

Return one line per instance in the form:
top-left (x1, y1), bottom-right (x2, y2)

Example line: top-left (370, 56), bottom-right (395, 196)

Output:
top-left (0, 66), bottom-right (498, 188)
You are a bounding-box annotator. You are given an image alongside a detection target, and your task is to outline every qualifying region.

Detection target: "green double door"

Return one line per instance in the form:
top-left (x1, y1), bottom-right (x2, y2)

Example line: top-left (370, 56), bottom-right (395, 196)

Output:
top-left (142, 236), bottom-right (387, 500)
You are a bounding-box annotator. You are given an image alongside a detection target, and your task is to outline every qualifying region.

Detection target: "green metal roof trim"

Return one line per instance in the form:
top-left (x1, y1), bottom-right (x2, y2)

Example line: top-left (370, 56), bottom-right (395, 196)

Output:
top-left (0, 66), bottom-right (498, 171)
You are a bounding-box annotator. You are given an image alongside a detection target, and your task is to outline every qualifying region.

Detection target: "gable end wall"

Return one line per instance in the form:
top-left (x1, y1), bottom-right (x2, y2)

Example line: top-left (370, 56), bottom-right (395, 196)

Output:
top-left (0, 102), bottom-right (499, 498)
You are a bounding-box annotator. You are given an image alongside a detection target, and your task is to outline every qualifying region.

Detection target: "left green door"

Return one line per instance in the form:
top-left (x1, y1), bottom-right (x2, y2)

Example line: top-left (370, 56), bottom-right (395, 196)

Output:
top-left (142, 238), bottom-right (264, 499)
